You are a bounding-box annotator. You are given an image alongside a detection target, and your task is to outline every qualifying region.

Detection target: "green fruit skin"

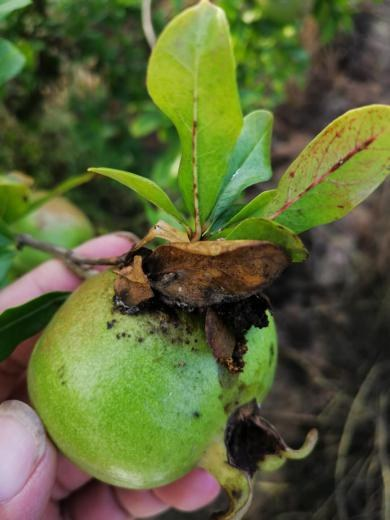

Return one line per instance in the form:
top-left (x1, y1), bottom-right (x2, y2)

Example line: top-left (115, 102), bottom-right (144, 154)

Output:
top-left (28, 271), bottom-right (278, 489)
top-left (11, 197), bottom-right (94, 276)
top-left (259, 0), bottom-right (313, 24)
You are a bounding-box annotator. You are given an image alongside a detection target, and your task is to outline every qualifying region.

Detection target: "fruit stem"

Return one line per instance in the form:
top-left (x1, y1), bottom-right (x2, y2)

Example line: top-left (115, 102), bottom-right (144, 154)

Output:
top-left (200, 437), bottom-right (253, 520)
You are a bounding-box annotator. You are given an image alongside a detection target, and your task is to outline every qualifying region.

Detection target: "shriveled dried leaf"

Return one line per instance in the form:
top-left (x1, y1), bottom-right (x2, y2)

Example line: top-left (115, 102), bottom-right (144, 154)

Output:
top-left (205, 308), bottom-right (236, 364)
top-left (144, 240), bottom-right (289, 307)
top-left (132, 220), bottom-right (190, 252)
top-left (114, 255), bottom-right (154, 308)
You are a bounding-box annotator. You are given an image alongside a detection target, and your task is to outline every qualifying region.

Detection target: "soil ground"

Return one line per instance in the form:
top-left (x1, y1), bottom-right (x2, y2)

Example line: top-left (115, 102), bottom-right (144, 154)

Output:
top-left (162, 2), bottom-right (390, 518)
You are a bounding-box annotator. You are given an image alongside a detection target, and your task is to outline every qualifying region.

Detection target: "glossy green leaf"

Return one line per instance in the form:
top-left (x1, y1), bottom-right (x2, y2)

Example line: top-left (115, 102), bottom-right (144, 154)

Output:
top-left (0, 38), bottom-right (25, 85)
top-left (207, 203), bottom-right (244, 235)
top-left (212, 217), bottom-right (308, 263)
top-left (25, 173), bottom-right (94, 215)
top-left (0, 292), bottom-right (69, 362)
top-left (223, 189), bottom-right (278, 229)
top-left (0, 0), bottom-right (31, 19)
top-left (147, 0), bottom-right (243, 226)
top-left (210, 110), bottom-right (273, 225)
top-left (0, 228), bottom-right (15, 286)
top-left (0, 175), bottom-right (30, 223)
top-left (0, 219), bottom-right (15, 240)
top-left (88, 167), bottom-right (186, 225)
top-left (257, 105), bottom-right (390, 233)
top-left (0, 248), bottom-right (15, 285)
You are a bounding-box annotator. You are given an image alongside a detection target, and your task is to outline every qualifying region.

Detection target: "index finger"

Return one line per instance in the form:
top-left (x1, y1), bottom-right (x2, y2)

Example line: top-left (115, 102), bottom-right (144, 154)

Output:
top-left (0, 234), bottom-right (132, 400)
top-left (0, 234), bottom-right (132, 313)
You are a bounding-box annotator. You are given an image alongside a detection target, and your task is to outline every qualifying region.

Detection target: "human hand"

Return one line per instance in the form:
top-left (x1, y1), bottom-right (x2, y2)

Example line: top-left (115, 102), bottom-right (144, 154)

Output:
top-left (0, 234), bottom-right (220, 520)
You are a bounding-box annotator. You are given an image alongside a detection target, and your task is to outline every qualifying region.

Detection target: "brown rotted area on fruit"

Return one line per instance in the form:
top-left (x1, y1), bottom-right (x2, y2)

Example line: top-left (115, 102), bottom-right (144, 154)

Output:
top-left (112, 241), bottom-right (288, 373)
top-left (225, 400), bottom-right (287, 477)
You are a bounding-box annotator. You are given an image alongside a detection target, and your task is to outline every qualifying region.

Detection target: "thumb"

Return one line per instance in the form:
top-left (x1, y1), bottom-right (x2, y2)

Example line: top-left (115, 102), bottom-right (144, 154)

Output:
top-left (0, 401), bottom-right (57, 520)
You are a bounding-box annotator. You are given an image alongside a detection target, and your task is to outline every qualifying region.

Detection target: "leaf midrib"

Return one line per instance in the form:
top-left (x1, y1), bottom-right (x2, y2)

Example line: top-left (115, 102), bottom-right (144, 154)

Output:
top-left (0, 294), bottom-right (67, 333)
top-left (269, 133), bottom-right (378, 220)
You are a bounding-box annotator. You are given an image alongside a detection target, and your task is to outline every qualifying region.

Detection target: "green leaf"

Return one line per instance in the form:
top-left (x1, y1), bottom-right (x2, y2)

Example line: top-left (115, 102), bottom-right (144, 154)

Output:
top-left (147, 0), bottom-right (243, 227)
top-left (25, 173), bottom-right (94, 215)
top-left (0, 0), bottom-right (31, 19)
top-left (88, 167), bottom-right (187, 225)
top-left (222, 189), bottom-right (278, 229)
top-left (0, 248), bottom-right (15, 285)
top-left (0, 292), bottom-right (69, 362)
top-left (0, 219), bottom-right (15, 240)
top-left (212, 217), bottom-right (308, 263)
top-left (210, 110), bottom-right (273, 225)
top-left (0, 38), bottom-right (25, 85)
top-left (257, 105), bottom-right (390, 233)
top-left (0, 174), bottom-right (30, 223)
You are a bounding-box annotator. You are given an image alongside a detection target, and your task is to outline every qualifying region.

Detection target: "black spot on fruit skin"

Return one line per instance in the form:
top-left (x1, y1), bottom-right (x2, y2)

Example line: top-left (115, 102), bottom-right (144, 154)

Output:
top-left (269, 343), bottom-right (275, 367)
top-left (57, 365), bottom-right (66, 386)
top-left (106, 319), bottom-right (117, 330)
top-left (231, 488), bottom-right (242, 500)
top-left (193, 411), bottom-right (201, 419)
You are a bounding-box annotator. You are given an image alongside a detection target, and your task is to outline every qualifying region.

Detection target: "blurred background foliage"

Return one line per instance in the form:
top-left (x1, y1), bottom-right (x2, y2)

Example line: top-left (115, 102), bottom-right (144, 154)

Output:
top-left (0, 0), bottom-right (375, 235)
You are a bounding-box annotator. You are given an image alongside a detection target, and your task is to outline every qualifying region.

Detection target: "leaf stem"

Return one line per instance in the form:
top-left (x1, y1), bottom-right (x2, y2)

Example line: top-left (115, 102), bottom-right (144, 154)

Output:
top-left (15, 234), bottom-right (134, 278)
top-left (141, 0), bottom-right (156, 48)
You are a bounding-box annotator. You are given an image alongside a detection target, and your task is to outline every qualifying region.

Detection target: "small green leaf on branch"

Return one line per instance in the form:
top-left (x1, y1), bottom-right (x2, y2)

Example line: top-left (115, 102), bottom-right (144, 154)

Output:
top-left (147, 0), bottom-right (243, 233)
top-left (212, 217), bottom-right (308, 263)
top-left (88, 167), bottom-right (187, 225)
top-left (210, 110), bottom-right (273, 226)
top-left (248, 105), bottom-right (390, 233)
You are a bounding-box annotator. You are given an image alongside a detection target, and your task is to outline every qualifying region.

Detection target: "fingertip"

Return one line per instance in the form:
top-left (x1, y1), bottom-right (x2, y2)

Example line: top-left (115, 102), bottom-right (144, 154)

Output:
top-left (154, 468), bottom-right (220, 512)
top-left (115, 488), bottom-right (169, 518)
top-left (0, 401), bottom-right (46, 503)
top-left (0, 401), bottom-right (57, 519)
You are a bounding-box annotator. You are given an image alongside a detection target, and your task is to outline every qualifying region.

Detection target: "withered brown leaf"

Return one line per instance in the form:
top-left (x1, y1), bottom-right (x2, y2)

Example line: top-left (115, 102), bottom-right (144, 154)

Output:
top-left (205, 307), bottom-right (248, 374)
top-left (144, 240), bottom-right (289, 307)
top-left (114, 255), bottom-right (154, 308)
top-left (205, 308), bottom-right (236, 363)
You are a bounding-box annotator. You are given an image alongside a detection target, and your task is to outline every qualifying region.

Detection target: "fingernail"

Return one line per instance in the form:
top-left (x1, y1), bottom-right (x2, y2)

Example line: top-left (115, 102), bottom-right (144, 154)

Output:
top-left (0, 400), bottom-right (46, 503)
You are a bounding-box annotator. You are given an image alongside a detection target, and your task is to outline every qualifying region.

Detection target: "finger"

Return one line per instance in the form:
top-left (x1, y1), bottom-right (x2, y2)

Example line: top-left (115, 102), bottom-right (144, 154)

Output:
top-left (0, 337), bottom-right (35, 402)
top-left (66, 482), bottom-right (132, 520)
top-left (51, 454), bottom-right (91, 500)
top-left (0, 401), bottom-right (57, 520)
top-left (0, 233), bottom-right (132, 313)
top-left (115, 488), bottom-right (169, 518)
top-left (0, 233), bottom-right (133, 399)
top-left (154, 468), bottom-right (220, 512)
top-left (41, 500), bottom-right (61, 520)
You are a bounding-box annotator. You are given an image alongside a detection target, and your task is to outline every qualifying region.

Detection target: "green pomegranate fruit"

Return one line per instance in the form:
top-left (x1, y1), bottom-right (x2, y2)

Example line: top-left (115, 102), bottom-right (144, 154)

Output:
top-left (28, 270), bottom-right (277, 489)
top-left (258, 0), bottom-right (313, 24)
top-left (11, 196), bottom-right (93, 275)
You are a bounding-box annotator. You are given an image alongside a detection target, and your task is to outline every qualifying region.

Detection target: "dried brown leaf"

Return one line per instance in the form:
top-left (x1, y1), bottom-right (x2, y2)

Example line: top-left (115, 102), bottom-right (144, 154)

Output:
top-left (145, 240), bottom-right (289, 307)
top-left (132, 220), bottom-right (190, 252)
top-left (114, 255), bottom-right (154, 308)
top-left (205, 308), bottom-right (236, 363)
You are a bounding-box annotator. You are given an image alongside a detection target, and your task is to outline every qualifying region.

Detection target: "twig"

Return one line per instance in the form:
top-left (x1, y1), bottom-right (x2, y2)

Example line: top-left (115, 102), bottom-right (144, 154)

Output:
top-left (141, 0), bottom-right (156, 48)
top-left (16, 234), bottom-right (133, 278)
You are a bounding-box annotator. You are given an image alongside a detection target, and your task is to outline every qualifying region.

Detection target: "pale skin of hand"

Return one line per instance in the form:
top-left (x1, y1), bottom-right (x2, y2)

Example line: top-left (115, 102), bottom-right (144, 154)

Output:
top-left (0, 234), bottom-right (220, 520)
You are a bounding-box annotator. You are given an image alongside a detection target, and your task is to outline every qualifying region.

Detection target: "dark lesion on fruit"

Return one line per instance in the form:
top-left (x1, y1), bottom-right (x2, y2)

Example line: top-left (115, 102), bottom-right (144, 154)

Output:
top-left (112, 240), bottom-right (289, 374)
top-left (225, 400), bottom-right (287, 476)
top-left (106, 319), bottom-right (117, 329)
